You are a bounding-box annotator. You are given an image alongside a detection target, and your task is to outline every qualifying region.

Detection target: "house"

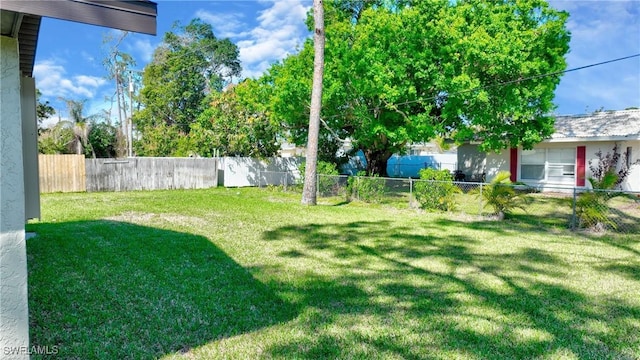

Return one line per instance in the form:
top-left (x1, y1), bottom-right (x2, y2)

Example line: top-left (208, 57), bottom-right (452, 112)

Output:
top-left (0, 2), bottom-right (156, 357)
top-left (458, 109), bottom-right (640, 191)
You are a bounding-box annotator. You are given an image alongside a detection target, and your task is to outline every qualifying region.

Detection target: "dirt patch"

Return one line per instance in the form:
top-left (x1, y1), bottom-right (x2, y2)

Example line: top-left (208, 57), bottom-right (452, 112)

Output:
top-left (106, 212), bottom-right (215, 229)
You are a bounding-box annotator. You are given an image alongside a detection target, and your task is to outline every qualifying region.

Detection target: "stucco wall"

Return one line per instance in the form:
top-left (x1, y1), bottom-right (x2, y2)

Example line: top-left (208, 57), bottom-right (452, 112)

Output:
top-left (457, 144), bottom-right (487, 180)
top-left (0, 36), bottom-right (29, 359)
top-left (485, 150), bottom-right (510, 181)
top-left (621, 141), bottom-right (640, 192)
top-left (586, 141), bottom-right (640, 192)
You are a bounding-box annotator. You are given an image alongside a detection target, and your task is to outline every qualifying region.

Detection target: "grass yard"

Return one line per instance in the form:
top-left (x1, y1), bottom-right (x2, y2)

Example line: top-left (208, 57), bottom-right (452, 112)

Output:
top-left (27, 187), bottom-right (640, 359)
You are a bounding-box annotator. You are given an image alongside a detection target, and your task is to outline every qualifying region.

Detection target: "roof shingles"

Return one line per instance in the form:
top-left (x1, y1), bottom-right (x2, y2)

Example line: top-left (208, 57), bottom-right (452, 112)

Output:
top-left (552, 109), bottom-right (640, 139)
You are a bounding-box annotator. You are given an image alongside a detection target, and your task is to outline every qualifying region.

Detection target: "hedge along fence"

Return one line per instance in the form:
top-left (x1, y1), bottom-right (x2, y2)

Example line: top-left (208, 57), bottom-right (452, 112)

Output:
top-left (85, 157), bottom-right (218, 192)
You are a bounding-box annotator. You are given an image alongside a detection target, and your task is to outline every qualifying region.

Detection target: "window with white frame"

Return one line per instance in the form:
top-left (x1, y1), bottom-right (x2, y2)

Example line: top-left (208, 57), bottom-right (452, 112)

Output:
top-left (520, 148), bottom-right (575, 183)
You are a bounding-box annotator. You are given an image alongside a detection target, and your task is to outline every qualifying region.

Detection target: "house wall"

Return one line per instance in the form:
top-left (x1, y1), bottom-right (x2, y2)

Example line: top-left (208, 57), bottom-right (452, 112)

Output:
top-left (456, 144), bottom-right (486, 180)
top-left (0, 36), bottom-right (29, 359)
top-left (585, 140), bottom-right (640, 192)
top-left (481, 140), bottom-right (640, 191)
top-left (621, 140), bottom-right (640, 192)
top-left (485, 150), bottom-right (510, 181)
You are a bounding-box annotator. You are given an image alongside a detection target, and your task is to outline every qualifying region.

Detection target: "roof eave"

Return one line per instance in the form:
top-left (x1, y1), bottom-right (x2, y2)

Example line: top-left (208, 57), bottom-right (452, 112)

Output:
top-left (0, 1), bottom-right (157, 35)
top-left (545, 135), bottom-right (640, 143)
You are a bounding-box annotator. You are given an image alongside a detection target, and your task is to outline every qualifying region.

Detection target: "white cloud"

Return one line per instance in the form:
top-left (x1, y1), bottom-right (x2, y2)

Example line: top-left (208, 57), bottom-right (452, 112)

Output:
top-left (241, 0), bottom-right (311, 78)
top-left (34, 59), bottom-right (108, 106)
top-left (549, 0), bottom-right (640, 114)
top-left (131, 38), bottom-right (156, 63)
top-left (75, 75), bottom-right (106, 88)
top-left (195, 9), bottom-right (249, 39)
top-left (197, 0), bottom-right (311, 79)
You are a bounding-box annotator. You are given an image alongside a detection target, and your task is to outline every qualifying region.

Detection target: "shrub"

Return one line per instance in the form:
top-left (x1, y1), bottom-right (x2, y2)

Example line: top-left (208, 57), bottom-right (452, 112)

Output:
top-left (477, 171), bottom-right (531, 219)
top-left (574, 146), bottom-right (638, 231)
top-left (414, 168), bottom-right (460, 211)
top-left (575, 191), bottom-right (616, 231)
top-left (348, 171), bottom-right (385, 203)
top-left (317, 161), bottom-right (341, 196)
top-left (298, 161), bottom-right (341, 195)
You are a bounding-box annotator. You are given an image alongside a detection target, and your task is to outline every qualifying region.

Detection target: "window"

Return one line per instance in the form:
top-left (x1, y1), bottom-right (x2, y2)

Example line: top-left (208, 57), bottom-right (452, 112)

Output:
top-left (521, 150), bottom-right (545, 180)
top-left (627, 147), bottom-right (633, 168)
top-left (520, 148), bottom-right (575, 184)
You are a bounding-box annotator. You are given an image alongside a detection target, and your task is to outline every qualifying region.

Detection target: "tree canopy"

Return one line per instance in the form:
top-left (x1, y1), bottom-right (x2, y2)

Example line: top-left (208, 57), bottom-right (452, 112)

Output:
top-left (190, 79), bottom-right (280, 158)
top-left (134, 18), bottom-right (241, 156)
top-left (266, 0), bottom-right (570, 175)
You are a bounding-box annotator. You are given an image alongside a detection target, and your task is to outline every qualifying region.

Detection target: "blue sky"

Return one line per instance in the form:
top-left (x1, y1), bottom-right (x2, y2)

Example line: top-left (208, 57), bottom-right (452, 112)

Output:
top-left (34, 0), bottom-right (639, 125)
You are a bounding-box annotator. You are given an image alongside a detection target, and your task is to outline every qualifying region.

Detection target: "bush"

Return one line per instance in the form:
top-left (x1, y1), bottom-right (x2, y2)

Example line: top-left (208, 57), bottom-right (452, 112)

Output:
top-left (414, 168), bottom-right (460, 211)
top-left (574, 146), bottom-right (637, 231)
top-left (477, 171), bottom-right (531, 219)
top-left (348, 171), bottom-right (385, 203)
top-left (298, 161), bottom-right (340, 195)
top-left (575, 191), bottom-right (616, 231)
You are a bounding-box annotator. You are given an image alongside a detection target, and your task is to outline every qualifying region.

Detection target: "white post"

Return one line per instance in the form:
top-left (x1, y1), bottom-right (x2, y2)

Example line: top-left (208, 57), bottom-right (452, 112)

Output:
top-left (128, 70), bottom-right (134, 158)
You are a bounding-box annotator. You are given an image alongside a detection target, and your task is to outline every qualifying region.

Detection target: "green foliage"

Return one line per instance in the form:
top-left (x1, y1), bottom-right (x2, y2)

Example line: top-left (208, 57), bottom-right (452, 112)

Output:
top-left (588, 145), bottom-right (637, 190)
top-left (36, 88), bottom-right (55, 129)
top-left (316, 161), bottom-right (341, 196)
top-left (191, 80), bottom-right (280, 158)
top-left (575, 191), bottom-right (616, 231)
top-left (574, 146), bottom-right (638, 231)
top-left (38, 99), bottom-right (121, 158)
top-left (477, 171), bottom-right (531, 218)
top-left (38, 123), bottom-right (74, 154)
top-left (298, 161), bottom-right (341, 195)
top-left (134, 123), bottom-right (187, 157)
top-left (87, 122), bottom-right (117, 158)
top-left (348, 171), bottom-right (386, 203)
top-left (135, 18), bottom-right (241, 156)
top-left (414, 168), bottom-right (460, 212)
top-left (265, 0), bottom-right (570, 175)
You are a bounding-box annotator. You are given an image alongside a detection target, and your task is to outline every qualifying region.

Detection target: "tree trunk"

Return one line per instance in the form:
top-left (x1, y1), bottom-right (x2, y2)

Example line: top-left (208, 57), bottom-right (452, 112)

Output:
top-left (364, 149), bottom-right (391, 177)
top-left (301, 0), bottom-right (325, 205)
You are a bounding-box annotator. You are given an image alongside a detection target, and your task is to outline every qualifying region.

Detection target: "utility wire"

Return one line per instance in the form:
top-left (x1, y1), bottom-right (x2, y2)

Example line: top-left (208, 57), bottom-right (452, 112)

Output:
top-left (330, 53), bottom-right (640, 116)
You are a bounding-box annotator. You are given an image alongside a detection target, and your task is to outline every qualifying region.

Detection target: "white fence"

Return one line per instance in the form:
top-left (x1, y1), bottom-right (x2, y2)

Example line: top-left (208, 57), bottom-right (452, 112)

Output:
top-left (221, 157), bottom-right (303, 187)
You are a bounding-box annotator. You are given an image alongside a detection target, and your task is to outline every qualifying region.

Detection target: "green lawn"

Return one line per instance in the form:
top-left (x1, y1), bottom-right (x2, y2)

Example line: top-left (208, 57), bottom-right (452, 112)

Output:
top-left (27, 188), bottom-right (640, 359)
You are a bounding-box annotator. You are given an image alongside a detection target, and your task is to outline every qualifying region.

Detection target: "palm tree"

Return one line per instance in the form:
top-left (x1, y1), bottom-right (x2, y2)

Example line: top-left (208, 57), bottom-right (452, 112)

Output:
top-left (60, 98), bottom-right (96, 157)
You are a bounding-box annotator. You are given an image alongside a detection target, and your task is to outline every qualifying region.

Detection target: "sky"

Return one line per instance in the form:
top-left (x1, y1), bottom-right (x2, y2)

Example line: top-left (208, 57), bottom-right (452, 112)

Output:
top-left (33, 0), bottom-right (640, 125)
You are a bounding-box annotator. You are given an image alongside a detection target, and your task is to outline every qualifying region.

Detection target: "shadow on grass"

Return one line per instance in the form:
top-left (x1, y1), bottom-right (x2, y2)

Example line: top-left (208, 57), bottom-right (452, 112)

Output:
top-left (260, 221), bottom-right (640, 359)
top-left (27, 220), bottom-right (296, 360)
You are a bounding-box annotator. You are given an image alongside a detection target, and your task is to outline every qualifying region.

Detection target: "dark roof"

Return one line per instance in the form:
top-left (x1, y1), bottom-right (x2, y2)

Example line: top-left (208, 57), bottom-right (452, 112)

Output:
top-left (552, 109), bottom-right (640, 140)
top-left (0, 1), bottom-right (157, 77)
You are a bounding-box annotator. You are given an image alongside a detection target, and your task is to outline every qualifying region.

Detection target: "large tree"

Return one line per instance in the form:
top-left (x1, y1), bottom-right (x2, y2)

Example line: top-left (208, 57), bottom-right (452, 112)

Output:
top-left (191, 79), bottom-right (280, 158)
top-left (301, 0), bottom-right (326, 205)
top-left (268, 0), bottom-right (570, 176)
top-left (134, 18), bottom-right (241, 156)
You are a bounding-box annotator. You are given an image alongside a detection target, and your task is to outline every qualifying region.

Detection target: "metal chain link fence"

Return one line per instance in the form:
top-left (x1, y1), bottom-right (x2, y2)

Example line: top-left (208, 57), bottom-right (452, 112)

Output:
top-left (315, 174), bottom-right (640, 235)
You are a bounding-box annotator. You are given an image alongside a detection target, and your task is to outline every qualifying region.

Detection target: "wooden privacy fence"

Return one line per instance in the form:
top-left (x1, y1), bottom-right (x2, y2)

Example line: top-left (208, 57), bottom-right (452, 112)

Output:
top-left (38, 154), bottom-right (86, 193)
top-left (38, 156), bottom-right (218, 193)
top-left (86, 157), bottom-right (218, 192)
